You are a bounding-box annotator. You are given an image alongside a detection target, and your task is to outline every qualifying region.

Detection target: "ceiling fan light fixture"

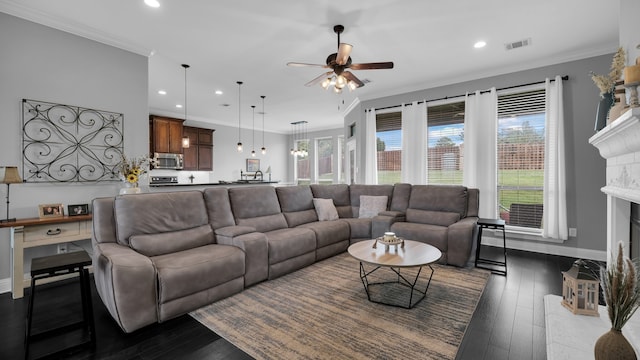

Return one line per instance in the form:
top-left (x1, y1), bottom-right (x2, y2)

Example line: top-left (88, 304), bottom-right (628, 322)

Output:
top-left (335, 75), bottom-right (347, 89)
top-left (333, 86), bottom-right (342, 94)
top-left (321, 77), bottom-right (332, 89)
top-left (347, 81), bottom-right (357, 91)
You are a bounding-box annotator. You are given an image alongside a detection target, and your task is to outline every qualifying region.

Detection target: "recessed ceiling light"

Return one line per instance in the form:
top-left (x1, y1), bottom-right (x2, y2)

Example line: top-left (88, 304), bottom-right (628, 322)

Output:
top-left (176, 104), bottom-right (183, 108)
top-left (158, 90), bottom-right (167, 95)
top-left (215, 90), bottom-right (223, 95)
top-left (474, 41), bottom-right (487, 49)
top-left (144, 0), bottom-right (160, 8)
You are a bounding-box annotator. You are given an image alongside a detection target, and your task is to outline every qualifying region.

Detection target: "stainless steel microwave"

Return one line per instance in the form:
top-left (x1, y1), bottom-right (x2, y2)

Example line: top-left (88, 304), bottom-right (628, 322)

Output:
top-left (153, 152), bottom-right (183, 170)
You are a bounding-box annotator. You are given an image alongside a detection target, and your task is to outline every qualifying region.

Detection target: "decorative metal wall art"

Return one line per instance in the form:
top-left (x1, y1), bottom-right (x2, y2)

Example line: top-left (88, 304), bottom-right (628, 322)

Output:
top-left (22, 99), bottom-right (124, 182)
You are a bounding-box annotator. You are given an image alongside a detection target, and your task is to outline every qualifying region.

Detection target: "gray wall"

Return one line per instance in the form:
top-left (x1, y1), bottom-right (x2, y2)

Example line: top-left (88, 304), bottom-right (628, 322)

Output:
top-left (346, 54), bottom-right (613, 253)
top-left (0, 13), bottom-right (149, 280)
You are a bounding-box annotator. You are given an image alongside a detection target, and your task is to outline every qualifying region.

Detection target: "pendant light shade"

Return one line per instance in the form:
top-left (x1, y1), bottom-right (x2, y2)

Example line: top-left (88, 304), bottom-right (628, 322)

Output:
top-left (181, 64), bottom-right (190, 148)
top-left (236, 81), bottom-right (243, 152)
top-left (260, 95), bottom-right (267, 155)
top-left (251, 105), bottom-right (256, 157)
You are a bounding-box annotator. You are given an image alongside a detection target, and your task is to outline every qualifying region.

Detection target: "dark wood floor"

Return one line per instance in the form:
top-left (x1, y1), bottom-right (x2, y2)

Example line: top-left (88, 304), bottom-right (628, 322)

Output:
top-left (0, 246), bottom-right (576, 360)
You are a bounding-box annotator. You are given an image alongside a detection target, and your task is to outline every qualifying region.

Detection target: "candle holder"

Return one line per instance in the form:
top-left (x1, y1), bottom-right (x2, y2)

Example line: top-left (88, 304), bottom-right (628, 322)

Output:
top-left (626, 82), bottom-right (639, 108)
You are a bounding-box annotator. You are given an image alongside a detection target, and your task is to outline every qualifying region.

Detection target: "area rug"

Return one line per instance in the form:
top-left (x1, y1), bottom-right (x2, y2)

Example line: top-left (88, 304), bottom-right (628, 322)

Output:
top-left (190, 252), bottom-right (490, 360)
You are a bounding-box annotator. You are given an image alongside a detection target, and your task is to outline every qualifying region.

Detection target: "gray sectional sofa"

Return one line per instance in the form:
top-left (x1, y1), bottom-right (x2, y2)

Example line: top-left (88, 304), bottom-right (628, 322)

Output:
top-left (91, 183), bottom-right (479, 333)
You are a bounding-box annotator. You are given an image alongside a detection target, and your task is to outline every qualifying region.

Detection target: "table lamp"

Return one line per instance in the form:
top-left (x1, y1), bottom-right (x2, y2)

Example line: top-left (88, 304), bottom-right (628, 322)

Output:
top-left (0, 166), bottom-right (23, 223)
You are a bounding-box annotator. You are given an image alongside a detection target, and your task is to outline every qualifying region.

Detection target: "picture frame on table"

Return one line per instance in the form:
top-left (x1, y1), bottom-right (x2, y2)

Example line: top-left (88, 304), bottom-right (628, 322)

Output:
top-left (38, 203), bottom-right (64, 219)
top-left (68, 204), bottom-right (89, 216)
top-left (246, 158), bottom-right (260, 172)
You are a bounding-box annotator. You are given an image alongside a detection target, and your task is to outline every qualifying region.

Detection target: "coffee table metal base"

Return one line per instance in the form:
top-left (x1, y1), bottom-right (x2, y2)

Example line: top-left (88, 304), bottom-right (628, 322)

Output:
top-left (358, 262), bottom-right (434, 309)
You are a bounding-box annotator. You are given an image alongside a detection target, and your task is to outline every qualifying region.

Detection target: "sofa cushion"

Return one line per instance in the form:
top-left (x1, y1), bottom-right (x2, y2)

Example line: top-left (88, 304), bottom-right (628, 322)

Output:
top-left (350, 185), bottom-right (393, 217)
top-left (229, 186), bottom-right (282, 219)
top-left (277, 186), bottom-right (318, 227)
top-left (359, 195), bottom-right (388, 218)
top-left (229, 187), bottom-right (288, 232)
top-left (203, 188), bottom-right (236, 230)
top-left (405, 209), bottom-right (461, 227)
top-left (114, 191), bottom-right (208, 246)
top-left (298, 220), bottom-right (350, 249)
top-left (236, 214), bottom-right (289, 233)
top-left (340, 218), bottom-right (372, 240)
top-left (129, 225), bottom-right (214, 257)
top-left (313, 198), bottom-right (339, 221)
top-left (310, 184), bottom-right (352, 218)
top-left (390, 222), bottom-right (449, 254)
top-left (151, 244), bottom-right (245, 304)
top-left (409, 185), bottom-right (468, 218)
top-left (265, 228), bottom-right (316, 265)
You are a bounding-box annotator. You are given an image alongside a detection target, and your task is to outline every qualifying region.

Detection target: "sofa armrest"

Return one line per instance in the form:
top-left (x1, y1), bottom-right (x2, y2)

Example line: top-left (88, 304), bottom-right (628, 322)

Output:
top-left (215, 225), bottom-right (257, 238)
top-left (215, 226), bottom-right (268, 286)
top-left (92, 242), bottom-right (157, 333)
top-left (446, 217), bottom-right (479, 267)
top-left (372, 211), bottom-right (406, 239)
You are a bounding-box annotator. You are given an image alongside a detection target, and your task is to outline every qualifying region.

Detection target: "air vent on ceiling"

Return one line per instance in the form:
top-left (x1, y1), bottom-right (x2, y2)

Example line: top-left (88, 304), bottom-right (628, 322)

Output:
top-left (505, 38), bottom-right (532, 51)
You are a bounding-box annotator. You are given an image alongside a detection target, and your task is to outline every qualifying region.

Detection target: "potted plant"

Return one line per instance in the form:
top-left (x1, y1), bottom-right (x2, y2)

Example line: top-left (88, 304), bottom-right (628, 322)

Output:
top-left (595, 241), bottom-right (640, 359)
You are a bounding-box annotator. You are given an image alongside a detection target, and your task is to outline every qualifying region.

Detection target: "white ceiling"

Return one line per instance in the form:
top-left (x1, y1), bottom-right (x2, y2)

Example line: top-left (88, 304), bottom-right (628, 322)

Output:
top-left (0, 0), bottom-right (619, 133)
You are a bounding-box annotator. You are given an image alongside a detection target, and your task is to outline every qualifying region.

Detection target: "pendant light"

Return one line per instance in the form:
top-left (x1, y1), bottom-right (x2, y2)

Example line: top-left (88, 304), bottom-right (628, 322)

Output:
top-left (181, 64), bottom-right (190, 148)
top-left (251, 105), bottom-right (256, 157)
top-left (236, 81), bottom-right (243, 152)
top-left (260, 95), bottom-right (267, 155)
top-left (290, 121), bottom-right (308, 157)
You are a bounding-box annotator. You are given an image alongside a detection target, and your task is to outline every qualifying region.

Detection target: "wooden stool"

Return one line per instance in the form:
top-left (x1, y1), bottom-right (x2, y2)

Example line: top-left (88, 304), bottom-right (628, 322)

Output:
top-left (25, 250), bottom-right (95, 359)
top-left (475, 218), bottom-right (507, 276)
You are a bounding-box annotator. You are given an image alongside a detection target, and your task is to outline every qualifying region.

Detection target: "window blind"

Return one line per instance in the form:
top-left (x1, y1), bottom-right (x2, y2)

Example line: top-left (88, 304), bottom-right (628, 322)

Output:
top-left (497, 88), bottom-right (546, 229)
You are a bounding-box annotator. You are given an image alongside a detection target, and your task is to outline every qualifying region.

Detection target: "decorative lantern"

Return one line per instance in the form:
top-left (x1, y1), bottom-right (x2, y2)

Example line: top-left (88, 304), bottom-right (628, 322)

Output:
top-left (561, 259), bottom-right (600, 316)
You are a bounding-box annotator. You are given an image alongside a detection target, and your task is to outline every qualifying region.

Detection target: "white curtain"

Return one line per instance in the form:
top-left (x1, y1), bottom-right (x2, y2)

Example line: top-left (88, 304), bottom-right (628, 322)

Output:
top-left (364, 108), bottom-right (378, 184)
top-left (463, 88), bottom-right (497, 218)
top-left (401, 101), bottom-right (427, 184)
top-left (542, 76), bottom-right (568, 240)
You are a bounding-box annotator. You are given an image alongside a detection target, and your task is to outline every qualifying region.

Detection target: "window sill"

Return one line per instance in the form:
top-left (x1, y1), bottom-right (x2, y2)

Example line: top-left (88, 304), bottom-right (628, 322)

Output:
top-left (482, 226), bottom-right (565, 244)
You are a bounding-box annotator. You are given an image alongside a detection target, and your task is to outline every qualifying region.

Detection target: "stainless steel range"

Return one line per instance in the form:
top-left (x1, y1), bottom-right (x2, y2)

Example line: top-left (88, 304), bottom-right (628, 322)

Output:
top-left (150, 176), bottom-right (178, 185)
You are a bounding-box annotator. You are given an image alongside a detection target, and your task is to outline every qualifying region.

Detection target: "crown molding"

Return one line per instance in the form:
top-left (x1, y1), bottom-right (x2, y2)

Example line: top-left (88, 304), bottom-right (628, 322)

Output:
top-left (0, 0), bottom-right (153, 57)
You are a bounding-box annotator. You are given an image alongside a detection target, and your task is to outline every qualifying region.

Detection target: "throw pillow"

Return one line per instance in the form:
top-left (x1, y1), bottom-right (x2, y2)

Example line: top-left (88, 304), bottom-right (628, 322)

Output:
top-left (359, 195), bottom-right (388, 218)
top-left (313, 198), bottom-right (339, 221)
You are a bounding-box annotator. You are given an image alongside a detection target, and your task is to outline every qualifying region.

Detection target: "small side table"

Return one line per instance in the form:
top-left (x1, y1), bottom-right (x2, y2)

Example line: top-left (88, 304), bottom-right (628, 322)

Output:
top-left (475, 218), bottom-right (507, 276)
top-left (25, 250), bottom-right (96, 359)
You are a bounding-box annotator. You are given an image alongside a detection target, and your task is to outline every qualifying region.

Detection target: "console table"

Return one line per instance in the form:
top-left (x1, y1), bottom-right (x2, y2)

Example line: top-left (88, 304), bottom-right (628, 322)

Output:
top-left (0, 214), bottom-right (92, 299)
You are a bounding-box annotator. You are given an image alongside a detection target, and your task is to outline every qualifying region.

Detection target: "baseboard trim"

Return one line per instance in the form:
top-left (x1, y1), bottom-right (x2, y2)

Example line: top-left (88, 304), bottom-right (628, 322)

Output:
top-left (480, 235), bottom-right (607, 261)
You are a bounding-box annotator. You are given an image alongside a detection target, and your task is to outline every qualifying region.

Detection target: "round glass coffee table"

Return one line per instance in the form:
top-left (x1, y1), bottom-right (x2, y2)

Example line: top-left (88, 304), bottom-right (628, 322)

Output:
top-left (348, 239), bottom-right (442, 309)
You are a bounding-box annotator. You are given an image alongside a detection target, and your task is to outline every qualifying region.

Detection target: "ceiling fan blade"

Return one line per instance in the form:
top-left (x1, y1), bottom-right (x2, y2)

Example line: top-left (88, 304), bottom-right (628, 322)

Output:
top-left (342, 71), bottom-right (364, 88)
top-left (336, 43), bottom-right (353, 65)
top-left (305, 71), bottom-right (334, 87)
top-left (287, 62), bottom-right (329, 68)
top-left (349, 62), bottom-right (394, 70)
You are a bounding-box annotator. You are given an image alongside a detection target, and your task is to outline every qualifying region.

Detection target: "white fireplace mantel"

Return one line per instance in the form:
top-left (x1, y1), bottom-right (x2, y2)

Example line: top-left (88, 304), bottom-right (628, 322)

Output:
top-left (589, 107), bottom-right (640, 259)
top-left (589, 108), bottom-right (640, 204)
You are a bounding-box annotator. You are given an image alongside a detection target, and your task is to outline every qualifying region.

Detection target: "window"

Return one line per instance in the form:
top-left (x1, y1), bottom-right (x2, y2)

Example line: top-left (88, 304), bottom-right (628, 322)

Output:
top-left (294, 139), bottom-right (310, 185)
top-left (497, 88), bottom-right (545, 229)
top-left (338, 135), bottom-right (345, 183)
top-left (376, 111), bottom-right (401, 184)
top-left (316, 137), bottom-right (333, 184)
top-left (427, 101), bottom-right (465, 185)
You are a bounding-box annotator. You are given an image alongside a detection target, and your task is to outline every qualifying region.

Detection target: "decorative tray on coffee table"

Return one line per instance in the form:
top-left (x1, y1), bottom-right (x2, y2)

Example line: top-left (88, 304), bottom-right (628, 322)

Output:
top-left (373, 236), bottom-right (405, 250)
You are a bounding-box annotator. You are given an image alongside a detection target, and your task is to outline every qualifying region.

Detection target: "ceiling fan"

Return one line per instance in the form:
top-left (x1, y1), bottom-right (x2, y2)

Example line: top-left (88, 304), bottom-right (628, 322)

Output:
top-left (287, 25), bottom-right (394, 93)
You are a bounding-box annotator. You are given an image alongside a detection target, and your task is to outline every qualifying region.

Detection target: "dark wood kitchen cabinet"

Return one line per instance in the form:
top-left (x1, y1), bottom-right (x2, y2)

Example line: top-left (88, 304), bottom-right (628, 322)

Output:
top-left (182, 126), bottom-right (214, 171)
top-left (150, 115), bottom-right (184, 154)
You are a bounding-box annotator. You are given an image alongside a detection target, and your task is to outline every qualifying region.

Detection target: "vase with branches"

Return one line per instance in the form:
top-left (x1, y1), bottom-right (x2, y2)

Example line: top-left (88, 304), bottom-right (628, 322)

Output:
top-left (594, 241), bottom-right (640, 359)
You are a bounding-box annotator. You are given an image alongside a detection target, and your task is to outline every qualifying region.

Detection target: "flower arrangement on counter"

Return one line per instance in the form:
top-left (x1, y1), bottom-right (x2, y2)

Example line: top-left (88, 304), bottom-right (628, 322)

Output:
top-left (590, 47), bottom-right (626, 95)
top-left (119, 154), bottom-right (150, 186)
